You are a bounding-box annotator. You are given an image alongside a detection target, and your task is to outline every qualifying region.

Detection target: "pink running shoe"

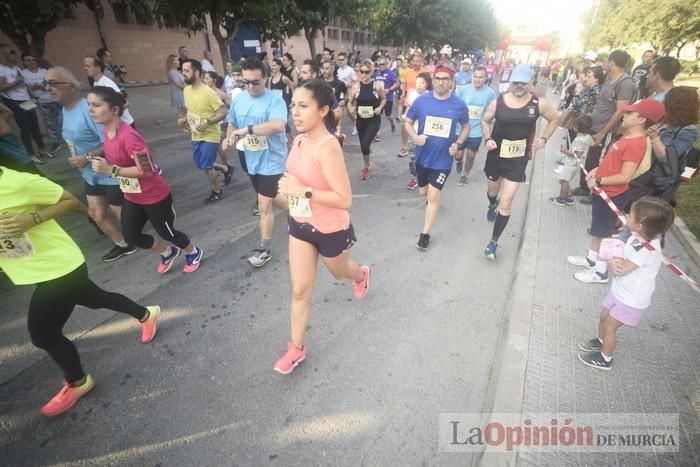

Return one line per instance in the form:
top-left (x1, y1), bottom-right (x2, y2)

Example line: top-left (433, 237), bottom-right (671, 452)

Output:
top-left (40, 374), bottom-right (95, 417)
top-left (140, 305), bottom-right (161, 343)
top-left (273, 343), bottom-right (306, 375)
top-left (407, 177), bottom-right (418, 190)
top-left (361, 166), bottom-right (370, 180)
top-left (353, 265), bottom-right (371, 299)
top-left (157, 246), bottom-right (181, 274)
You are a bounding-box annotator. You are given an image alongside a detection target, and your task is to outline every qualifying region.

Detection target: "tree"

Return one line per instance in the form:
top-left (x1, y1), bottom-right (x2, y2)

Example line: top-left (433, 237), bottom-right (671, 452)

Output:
top-left (544, 31), bottom-right (560, 55)
top-left (283, 0), bottom-right (349, 58)
top-left (0, 0), bottom-right (77, 57)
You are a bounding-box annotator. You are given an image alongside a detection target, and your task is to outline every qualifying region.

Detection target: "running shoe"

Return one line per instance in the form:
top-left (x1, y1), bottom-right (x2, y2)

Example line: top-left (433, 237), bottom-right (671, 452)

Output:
top-left (456, 160), bottom-right (464, 175)
top-left (361, 166), bottom-right (370, 180)
top-left (567, 255), bottom-right (595, 268)
top-left (397, 147), bottom-right (409, 158)
top-left (157, 246), bottom-right (181, 274)
top-left (487, 199), bottom-right (499, 222)
top-left (204, 190), bottom-right (224, 204)
top-left (563, 197), bottom-right (575, 206)
top-left (407, 177), bottom-right (418, 190)
top-left (273, 342), bottom-right (306, 375)
top-left (40, 375), bottom-right (95, 417)
top-left (578, 337), bottom-right (603, 352)
top-left (390, 120), bottom-right (396, 133)
top-left (223, 165), bottom-right (235, 186)
top-left (353, 265), bottom-right (371, 299)
top-left (483, 241), bottom-right (498, 261)
top-left (458, 175), bottom-right (468, 186)
top-left (252, 204), bottom-right (260, 216)
top-left (183, 247), bottom-right (203, 273)
top-left (249, 248), bottom-right (272, 268)
top-left (578, 351), bottom-right (613, 371)
top-left (140, 305), bottom-right (161, 343)
top-left (549, 196), bottom-right (566, 207)
top-left (351, 127), bottom-right (358, 136)
top-left (375, 130), bottom-right (382, 142)
top-left (102, 244), bottom-right (137, 263)
top-left (574, 269), bottom-right (609, 284)
top-left (416, 233), bottom-right (430, 251)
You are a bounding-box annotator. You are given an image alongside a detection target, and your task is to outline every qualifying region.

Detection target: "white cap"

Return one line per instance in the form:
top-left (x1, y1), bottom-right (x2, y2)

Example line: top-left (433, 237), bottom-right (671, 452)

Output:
top-left (461, 58), bottom-right (472, 65)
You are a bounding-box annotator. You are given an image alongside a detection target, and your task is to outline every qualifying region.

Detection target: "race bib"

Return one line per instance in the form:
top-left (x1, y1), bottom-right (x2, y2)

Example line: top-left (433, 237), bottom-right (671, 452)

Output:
top-left (0, 234), bottom-right (34, 259)
top-left (245, 134), bottom-right (269, 151)
top-left (358, 106), bottom-right (374, 119)
top-left (424, 116), bottom-right (452, 138)
top-left (468, 105), bottom-right (484, 120)
top-left (187, 112), bottom-right (201, 129)
top-left (273, 89), bottom-right (284, 98)
top-left (499, 139), bottom-right (527, 158)
top-left (117, 176), bottom-right (142, 193)
top-left (288, 195), bottom-right (312, 218)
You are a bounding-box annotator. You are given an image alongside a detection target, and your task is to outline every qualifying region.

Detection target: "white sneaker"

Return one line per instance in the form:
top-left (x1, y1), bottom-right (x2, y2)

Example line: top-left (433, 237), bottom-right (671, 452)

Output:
top-left (567, 255), bottom-right (594, 268)
top-left (574, 269), bottom-right (609, 284)
top-left (351, 127), bottom-right (358, 136)
top-left (248, 248), bottom-right (272, 268)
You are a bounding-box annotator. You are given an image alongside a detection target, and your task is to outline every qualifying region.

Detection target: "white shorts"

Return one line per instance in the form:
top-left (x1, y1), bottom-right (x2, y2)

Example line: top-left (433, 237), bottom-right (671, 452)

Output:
top-left (558, 165), bottom-right (579, 184)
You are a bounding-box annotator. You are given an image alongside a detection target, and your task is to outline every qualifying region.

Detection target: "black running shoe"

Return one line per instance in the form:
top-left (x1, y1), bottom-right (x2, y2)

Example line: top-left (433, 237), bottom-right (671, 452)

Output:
top-left (416, 233), bottom-right (430, 251)
top-left (204, 191), bottom-right (224, 204)
top-left (223, 165), bottom-right (234, 186)
top-left (102, 244), bottom-right (137, 262)
top-left (578, 337), bottom-right (603, 352)
top-left (578, 351), bottom-right (613, 371)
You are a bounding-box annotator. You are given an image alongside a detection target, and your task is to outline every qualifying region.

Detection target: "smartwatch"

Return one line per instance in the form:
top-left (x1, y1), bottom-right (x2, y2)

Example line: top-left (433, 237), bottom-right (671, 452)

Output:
top-left (247, 124), bottom-right (254, 135)
top-left (304, 187), bottom-right (313, 199)
top-left (595, 177), bottom-right (602, 187)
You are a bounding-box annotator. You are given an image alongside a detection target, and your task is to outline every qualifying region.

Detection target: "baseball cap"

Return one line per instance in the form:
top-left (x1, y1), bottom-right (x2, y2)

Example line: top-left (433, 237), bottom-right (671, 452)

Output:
top-left (434, 66), bottom-right (455, 78)
top-left (461, 58), bottom-right (472, 65)
top-left (231, 65), bottom-right (242, 73)
top-left (622, 99), bottom-right (665, 123)
top-left (510, 64), bottom-right (533, 83)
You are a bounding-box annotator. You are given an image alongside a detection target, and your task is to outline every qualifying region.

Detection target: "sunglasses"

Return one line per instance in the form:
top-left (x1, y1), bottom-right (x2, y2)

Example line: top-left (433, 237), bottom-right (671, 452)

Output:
top-left (433, 76), bottom-right (452, 82)
top-left (359, 69), bottom-right (371, 74)
top-left (241, 80), bottom-right (262, 86)
top-left (512, 82), bottom-right (528, 86)
top-left (43, 80), bottom-right (69, 88)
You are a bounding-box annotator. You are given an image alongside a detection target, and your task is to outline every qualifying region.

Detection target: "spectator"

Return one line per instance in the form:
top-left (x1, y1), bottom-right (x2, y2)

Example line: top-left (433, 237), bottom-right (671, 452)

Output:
top-left (0, 44), bottom-right (51, 160)
top-left (632, 50), bottom-right (655, 99)
top-left (166, 54), bottom-right (186, 120)
top-left (259, 52), bottom-right (271, 77)
top-left (177, 46), bottom-right (188, 71)
top-left (647, 56), bottom-right (680, 103)
top-left (21, 52), bottom-right (63, 152)
top-left (201, 50), bottom-right (216, 73)
top-left (96, 48), bottom-right (126, 86)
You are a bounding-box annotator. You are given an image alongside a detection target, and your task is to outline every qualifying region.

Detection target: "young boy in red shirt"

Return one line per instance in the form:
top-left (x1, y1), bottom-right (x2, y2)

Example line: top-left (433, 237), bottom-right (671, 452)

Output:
top-left (566, 99), bottom-right (666, 283)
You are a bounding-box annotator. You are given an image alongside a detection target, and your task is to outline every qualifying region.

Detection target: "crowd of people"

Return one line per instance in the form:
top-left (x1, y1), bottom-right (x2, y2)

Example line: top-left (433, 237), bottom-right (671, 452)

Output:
top-left (1, 39), bottom-right (698, 417)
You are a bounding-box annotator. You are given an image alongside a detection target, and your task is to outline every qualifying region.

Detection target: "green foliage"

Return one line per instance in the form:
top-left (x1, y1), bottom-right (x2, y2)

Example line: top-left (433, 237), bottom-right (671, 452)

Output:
top-left (0, 0), bottom-right (77, 56)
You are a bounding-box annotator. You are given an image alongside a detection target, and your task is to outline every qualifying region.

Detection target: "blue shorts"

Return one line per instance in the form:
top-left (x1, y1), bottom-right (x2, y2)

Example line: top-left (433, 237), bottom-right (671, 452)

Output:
top-left (459, 137), bottom-right (482, 152)
top-left (192, 141), bottom-right (219, 170)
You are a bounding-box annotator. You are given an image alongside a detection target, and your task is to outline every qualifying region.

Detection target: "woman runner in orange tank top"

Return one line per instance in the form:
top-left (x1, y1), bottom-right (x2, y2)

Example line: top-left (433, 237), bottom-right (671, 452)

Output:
top-left (274, 80), bottom-right (371, 375)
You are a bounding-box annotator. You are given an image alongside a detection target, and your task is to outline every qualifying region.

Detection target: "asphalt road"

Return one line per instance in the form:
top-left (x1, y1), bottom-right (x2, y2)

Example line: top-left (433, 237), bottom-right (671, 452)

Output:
top-left (0, 84), bottom-right (537, 466)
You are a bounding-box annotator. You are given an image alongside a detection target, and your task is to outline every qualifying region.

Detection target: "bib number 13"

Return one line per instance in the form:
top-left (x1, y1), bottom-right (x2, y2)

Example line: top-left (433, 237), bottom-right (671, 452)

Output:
top-left (0, 234), bottom-right (34, 258)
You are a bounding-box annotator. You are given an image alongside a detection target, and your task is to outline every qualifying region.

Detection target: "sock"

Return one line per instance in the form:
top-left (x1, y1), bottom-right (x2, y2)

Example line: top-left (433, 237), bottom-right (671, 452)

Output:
top-left (586, 249), bottom-right (598, 263)
top-left (261, 238), bottom-right (271, 251)
top-left (601, 352), bottom-right (612, 362)
top-left (139, 308), bottom-right (150, 322)
top-left (491, 212), bottom-right (510, 242)
top-left (487, 193), bottom-right (498, 207)
top-left (116, 240), bottom-right (128, 248)
top-left (161, 245), bottom-right (173, 257)
top-left (594, 260), bottom-right (607, 275)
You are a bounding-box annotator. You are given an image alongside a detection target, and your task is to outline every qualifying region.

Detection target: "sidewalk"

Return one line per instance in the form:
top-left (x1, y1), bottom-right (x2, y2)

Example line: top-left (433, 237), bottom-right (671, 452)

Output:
top-left (514, 127), bottom-right (700, 465)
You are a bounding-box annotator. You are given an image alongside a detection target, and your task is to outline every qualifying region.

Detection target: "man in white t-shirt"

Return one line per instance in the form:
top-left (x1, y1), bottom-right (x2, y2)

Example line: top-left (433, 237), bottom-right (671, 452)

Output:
top-left (83, 55), bottom-right (135, 127)
top-left (336, 52), bottom-right (357, 134)
top-left (21, 52), bottom-right (63, 151)
top-left (0, 44), bottom-right (51, 159)
top-left (201, 50), bottom-right (216, 73)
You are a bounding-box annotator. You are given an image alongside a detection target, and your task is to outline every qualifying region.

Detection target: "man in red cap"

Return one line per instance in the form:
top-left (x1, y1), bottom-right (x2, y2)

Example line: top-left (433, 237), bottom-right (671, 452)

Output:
top-left (567, 98), bottom-right (665, 284)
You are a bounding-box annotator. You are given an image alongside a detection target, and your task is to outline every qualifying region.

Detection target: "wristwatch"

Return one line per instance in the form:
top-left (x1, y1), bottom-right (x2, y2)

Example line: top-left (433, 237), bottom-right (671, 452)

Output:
top-left (247, 124), bottom-right (254, 135)
top-left (595, 177), bottom-right (602, 187)
top-left (304, 187), bottom-right (313, 199)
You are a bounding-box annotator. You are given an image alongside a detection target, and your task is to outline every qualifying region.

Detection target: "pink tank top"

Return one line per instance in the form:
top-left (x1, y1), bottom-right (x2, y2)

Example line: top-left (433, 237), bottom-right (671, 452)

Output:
top-left (286, 133), bottom-right (351, 233)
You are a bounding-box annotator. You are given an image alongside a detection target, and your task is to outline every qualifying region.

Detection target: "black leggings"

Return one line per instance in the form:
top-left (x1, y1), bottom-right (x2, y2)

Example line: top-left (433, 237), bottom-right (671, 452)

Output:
top-left (121, 194), bottom-right (190, 250)
top-left (2, 98), bottom-right (44, 155)
top-left (579, 144), bottom-right (604, 191)
top-left (356, 115), bottom-right (380, 156)
top-left (28, 263), bottom-right (147, 383)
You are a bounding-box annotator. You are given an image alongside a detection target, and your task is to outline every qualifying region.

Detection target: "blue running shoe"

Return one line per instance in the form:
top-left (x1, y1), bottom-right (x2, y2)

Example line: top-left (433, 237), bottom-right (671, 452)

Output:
top-left (483, 241), bottom-right (498, 261)
top-left (183, 247), bottom-right (203, 273)
top-left (487, 200), bottom-right (499, 222)
top-left (157, 246), bottom-right (181, 274)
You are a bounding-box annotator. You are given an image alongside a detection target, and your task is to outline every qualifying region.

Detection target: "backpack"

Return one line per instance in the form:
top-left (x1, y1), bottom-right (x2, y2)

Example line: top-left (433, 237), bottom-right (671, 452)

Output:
top-left (648, 125), bottom-right (697, 203)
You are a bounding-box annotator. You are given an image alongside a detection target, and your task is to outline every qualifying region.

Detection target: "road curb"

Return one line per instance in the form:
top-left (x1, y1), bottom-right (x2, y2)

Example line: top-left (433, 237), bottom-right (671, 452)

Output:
top-left (671, 216), bottom-right (700, 267)
top-left (476, 132), bottom-right (546, 466)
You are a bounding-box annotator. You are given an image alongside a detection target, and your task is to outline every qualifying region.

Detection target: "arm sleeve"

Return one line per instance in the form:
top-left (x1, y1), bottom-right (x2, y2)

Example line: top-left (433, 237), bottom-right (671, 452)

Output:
top-left (406, 100), bottom-right (419, 121)
top-left (625, 243), bottom-right (651, 267)
top-left (21, 172), bottom-right (64, 206)
top-left (621, 138), bottom-right (647, 163)
top-left (123, 129), bottom-right (150, 155)
top-left (209, 91), bottom-right (224, 113)
top-left (458, 102), bottom-right (470, 125)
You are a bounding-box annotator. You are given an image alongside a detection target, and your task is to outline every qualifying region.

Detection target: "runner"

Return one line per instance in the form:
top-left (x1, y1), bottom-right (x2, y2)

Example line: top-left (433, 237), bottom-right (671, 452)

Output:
top-left (455, 65), bottom-right (497, 185)
top-left (273, 79), bottom-right (371, 375)
top-left (395, 55), bottom-right (408, 123)
top-left (203, 70), bottom-right (234, 186)
top-left (46, 66), bottom-right (136, 262)
top-left (83, 55), bottom-right (136, 128)
top-left (87, 86), bottom-right (204, 273)
top-left (373, 57), bottom-right (400, 136)
top-left (455, 58), bottom-right (473, 93)
top-left (348, 60), bottom-right (387, 180)
top-left (222, 57), bottom-right (289, 268)
top-left (322, 60), bottom-right (347, 136)
top-left (0, 166), bottom-right (161, 416)
top-left (404, 72), bottom-right (433, 190)
top-left (398, 53), bottom-right (428, 157)
top-left (178, 59), bottom-right (227, 204)
top-left (335, 52), bottom-right (357, 136)
top-left (480, 64), bottom-right (559, 260)
top-left (404, 66), bottom-right (470, 250)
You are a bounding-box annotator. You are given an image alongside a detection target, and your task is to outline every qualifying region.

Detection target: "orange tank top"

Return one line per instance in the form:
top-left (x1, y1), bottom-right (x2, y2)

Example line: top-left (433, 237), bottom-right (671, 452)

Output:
top-left (285, 133), bottom-right (351, 233)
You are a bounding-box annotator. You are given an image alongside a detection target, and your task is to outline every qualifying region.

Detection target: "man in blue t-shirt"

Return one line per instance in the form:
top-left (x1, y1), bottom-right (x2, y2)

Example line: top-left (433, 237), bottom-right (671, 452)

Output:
top-left (374, 58), bottom-right (400, 135)
top-left (456, 65), bottom-right (497, 185)
top-left (223, 57), bottom-right (288, 268)
top-left (455, 58), bottom-right (473, 93)
top-left (46, 66), bottom-right (135, 263)
top-left (404, 66), bottom-right (470, 251)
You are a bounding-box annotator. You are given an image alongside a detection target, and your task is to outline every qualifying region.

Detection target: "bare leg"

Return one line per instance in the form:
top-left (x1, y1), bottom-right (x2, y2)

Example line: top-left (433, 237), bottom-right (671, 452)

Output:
top-left (205, 169), bottom-right (221, 192)
top-left (258, 194), bottom-right (275, 241)
top-left (322, 249), bottom-right (364, 283)
top-left (87, 195), bottom-right (125, 244)
top-left (288, 235), bottom-right (319, 348)
top-left (422, 185), bottom-right (441, 235)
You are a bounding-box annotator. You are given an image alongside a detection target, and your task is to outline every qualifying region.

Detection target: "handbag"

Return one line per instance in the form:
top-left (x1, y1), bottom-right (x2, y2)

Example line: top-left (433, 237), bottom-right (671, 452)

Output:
top-left (557, 107), bottom-right (577, 130)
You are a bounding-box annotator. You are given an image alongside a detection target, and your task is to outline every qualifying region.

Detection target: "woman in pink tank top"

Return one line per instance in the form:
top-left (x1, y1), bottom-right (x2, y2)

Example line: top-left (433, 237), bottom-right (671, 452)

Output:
top-left (273, 80), bottom-right (372, 375)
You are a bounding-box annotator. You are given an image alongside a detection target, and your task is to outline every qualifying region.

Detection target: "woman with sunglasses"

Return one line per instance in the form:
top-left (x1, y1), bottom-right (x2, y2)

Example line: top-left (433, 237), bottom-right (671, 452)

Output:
top-left (348, 60), bottom-right (386, 180)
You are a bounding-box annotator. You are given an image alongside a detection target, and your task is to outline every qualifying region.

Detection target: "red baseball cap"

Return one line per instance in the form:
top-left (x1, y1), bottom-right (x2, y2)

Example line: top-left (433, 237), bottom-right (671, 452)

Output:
top-left (434, 66), bottom-right (455, 78)
top-left (622, 99), bottom-right (665, 123)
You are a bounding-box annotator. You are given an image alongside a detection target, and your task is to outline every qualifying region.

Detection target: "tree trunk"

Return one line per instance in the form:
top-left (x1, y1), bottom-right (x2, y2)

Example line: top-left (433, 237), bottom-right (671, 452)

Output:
top-left (304, 26), bottom-right (317, 58)
top-left (93, 11), bottom-right (108, 50)
top-left (210, 14), bottom-right (235, 67)
top-left (28, 33), bottom-right (46, 58)
top-left (676, 41), bottom-right (687, 58)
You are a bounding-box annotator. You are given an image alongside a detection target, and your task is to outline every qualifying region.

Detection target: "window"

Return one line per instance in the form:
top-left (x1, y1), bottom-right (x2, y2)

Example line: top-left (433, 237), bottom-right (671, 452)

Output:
top-left (110, 1), bottom-right (131, 24)
top-left (327, 28), bottom-right (339, 40)
top-left (341, 30), bottom-right (351, 42)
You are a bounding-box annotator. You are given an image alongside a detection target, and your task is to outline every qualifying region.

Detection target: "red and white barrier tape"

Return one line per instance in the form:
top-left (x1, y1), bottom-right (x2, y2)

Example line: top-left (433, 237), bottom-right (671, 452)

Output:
top-left (571, 149), bottom-right (700, 293)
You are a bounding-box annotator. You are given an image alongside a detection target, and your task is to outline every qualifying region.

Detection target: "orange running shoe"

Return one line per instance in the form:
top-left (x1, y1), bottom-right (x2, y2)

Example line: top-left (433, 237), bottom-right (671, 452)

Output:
top-left (140, 305), bottom-right (161, 343)
top-left (40, 374), bottom-right (95, 417)
top-left (353, 265), bottom-right (371, 299)
top-left (273, 343), bottom-right (306, 375)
